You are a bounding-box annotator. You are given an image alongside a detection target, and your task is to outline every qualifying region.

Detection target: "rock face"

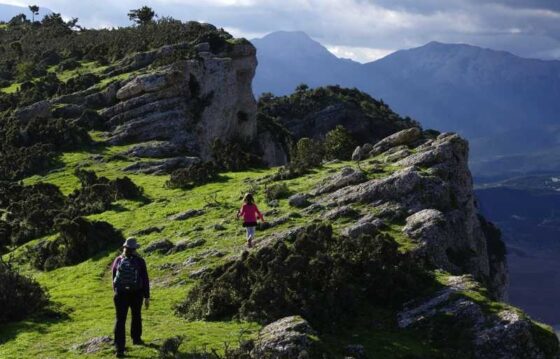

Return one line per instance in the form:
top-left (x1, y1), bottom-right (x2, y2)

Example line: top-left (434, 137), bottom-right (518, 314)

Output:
top-left (324, 132), bottom-right (507, 300)
top-left (95, 41), bottom-right (258, 161)
top-left (398, 275), bottom-right (557, 359)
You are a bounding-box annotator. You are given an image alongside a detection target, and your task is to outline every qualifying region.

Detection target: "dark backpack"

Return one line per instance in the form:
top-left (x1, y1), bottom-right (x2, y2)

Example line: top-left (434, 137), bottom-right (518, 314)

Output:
top-left (114, 256), bottom-right (141, 292)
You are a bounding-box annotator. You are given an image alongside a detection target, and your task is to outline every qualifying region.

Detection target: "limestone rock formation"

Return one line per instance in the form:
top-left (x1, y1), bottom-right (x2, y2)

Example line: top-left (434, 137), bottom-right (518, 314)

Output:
top-left (398, 275), bottom-right (557, 359)
top-left (322, 131), bottom-right (506, 300)
top-left (251, 316), bottom-right (320, 359)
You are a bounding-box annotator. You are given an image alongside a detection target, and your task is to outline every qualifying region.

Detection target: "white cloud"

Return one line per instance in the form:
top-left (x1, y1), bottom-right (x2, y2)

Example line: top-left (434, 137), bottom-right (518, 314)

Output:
top-left (326, 45), bottom-right (394, 63)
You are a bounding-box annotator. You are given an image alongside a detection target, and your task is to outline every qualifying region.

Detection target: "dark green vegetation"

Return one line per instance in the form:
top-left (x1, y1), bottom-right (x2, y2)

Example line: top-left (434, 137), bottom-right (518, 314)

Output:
top-left (258, 85), bottom-right (417, 146)
top-left (0, 258), bottom-right (49, 325)
top-left (0, 116), bottom-right (90, 180)
top-left (166, 162), bottom-right (220, 189)
top-left (177, 224), bottom-right (433, 328)
top-left (0, 169), bottom-right (142, 254)
top-left (27, 217), bottom-right (124, 271)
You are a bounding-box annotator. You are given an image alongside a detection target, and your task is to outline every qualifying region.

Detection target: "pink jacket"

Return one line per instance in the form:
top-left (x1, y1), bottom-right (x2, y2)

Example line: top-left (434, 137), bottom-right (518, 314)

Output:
top-left (238, 203), bottom-right (264, 223)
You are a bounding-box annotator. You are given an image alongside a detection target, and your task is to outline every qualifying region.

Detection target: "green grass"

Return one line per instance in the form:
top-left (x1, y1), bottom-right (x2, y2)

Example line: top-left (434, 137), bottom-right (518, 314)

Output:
top-left (47, 61), bottom-right (109, 82)
top-left (0, 81), bottom-right (21, 94)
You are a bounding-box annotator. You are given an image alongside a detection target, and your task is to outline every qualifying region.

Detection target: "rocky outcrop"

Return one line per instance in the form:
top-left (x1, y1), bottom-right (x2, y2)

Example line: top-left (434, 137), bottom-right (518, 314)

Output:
top-left (311, 167), bottom-right (367, 196)
top-left (322, 132), bottom-right (506, 300)
top-left (43, 39), bottom-right (259, 166)
top-left (251, 316), bottom-right (320, 359)
top-left (123, 156), bottom-right (200, 174)
top-left (370, 127), bottom-right (422, 156)
top-left (101, 41), bottom-right (258, 160)
top-left (398, 275), bottom-right (559, 359)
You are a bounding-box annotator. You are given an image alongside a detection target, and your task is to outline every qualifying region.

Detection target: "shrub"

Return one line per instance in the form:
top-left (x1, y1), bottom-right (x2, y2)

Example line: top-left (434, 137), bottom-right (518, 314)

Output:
top-left (66, 169), bottom-right (143, 216)
top-left (28, 217), bottom-right (124, 271)
top-left (0, 181), bottom-right (67, 246)
top-left (324, 125), bottom-right (356, 161)
top-left (292, 137), bottom-right (324, 169)
top-left (75, 109), bottom-right (106, 130)
top-left (211, 138), bottom-right (263, 171)
top-left (166, 162), bottom-right (219, 189)
top-left (57, 58), bottom-right (80, 71)
top-left (0, 257), bottom-right (50, 323)
top-left (264, 183), bottom-right (291, 202)
top-left (176, 224), bottom-right (433, 329)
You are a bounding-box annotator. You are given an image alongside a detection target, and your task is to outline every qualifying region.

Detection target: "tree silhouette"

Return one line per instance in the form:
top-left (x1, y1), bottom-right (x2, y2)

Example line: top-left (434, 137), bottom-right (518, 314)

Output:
top-left (127, 6), bottom-right (156, 26)
top-left (28, 5), bottom-right (39, 22)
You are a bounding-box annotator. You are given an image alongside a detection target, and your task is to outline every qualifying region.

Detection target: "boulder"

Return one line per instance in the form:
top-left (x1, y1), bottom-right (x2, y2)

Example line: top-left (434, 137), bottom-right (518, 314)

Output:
top-left (124, 141), bottom-right (185, 158)
top-left (351, 143), bottom-right (373, 161)
top-left (144, 239), bottom-right (175, 254)
top-left (342, 214), bottom-right (386, 238)
top-left (133, 226), bottom-right (163, 236)
top-left (312, 167), bottom-right (367, 196)
top-left (324, 205), bottom-right (360, 220)
top-left (167, 209), bottom-right (205, 221)
top-left (325, 167), bottom-right (450, 212)
top-left (123, 157), bottom-right (200, 175)
top-left (370, 127), bottom-right (422, 156)
top-left (288, 194), bottom-right (311, 208)
top-left (72, 336), bottom-right (112, 354)
top-left (172, 238), bottom-right (206, 252)
top-left (14, 100), bottom-right (51, 124)
top-left (251, 316), bottom-right (318, 359)
top-left (116, 72), bottom-right (171, 101)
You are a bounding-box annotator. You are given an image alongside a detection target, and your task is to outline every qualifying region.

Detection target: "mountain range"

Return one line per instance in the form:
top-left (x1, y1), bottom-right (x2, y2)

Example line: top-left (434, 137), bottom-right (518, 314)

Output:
top-left (252, 31), bottom-right (560, 181)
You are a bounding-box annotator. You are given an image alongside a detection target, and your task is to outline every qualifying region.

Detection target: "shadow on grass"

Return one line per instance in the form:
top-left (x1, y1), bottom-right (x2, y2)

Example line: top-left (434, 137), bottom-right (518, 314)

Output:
top-left (0, 302), bottom-right (71, 345)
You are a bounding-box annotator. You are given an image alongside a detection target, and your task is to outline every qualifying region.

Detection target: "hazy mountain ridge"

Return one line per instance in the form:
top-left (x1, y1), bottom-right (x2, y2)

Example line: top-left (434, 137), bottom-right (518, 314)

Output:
top-left (253, 31), bottom-right (560, 170)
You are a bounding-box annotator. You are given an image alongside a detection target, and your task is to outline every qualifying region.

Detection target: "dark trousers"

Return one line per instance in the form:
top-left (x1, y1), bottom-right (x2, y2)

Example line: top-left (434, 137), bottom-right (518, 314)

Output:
top-left (113, 290), bottom-right (144, 351)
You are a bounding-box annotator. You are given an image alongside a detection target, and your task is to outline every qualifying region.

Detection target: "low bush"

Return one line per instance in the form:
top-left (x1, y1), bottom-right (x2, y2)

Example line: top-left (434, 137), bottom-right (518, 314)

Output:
top-left (166, 162), bottom-right (220, 189)
top-left (0, 258), bottom-right (50, 323)
top-left (264, 183), bottom-right (291, 202)
top-left (28, 217), bottom-right (124, 271)
top-left (324, 125), bottom-right (356, 161)
top-left (211, 138), bottom-right (263, 171)
top-left (176, 224), bottom-right (433, 329)
top-left (291, 137), bottom-right (324, 169)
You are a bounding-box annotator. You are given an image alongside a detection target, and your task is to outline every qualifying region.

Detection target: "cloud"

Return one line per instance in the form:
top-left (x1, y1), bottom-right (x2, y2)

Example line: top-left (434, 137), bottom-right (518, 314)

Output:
top-left (326, 45), bottom-right (394, 63)
top-left (1, 0), bottom-right (559, 61)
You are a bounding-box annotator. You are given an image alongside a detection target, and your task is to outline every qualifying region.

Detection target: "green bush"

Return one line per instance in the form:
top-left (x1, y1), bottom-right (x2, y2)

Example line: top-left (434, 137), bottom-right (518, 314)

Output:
top-left (264, 183), bottom-right (291, 202)
top-left (176, 224), bottom-right (433, 329)
top-left (166, 162), bottom-right (220, 189)
top-left (324, 125), bottom-right (356, 161)
top-left (211, 138), bottom-right (262, 171)
top-left (0, 257), bottom-right (50, 323)
top-left (28, 217), bottom-right (124, 271)
top-left (292, 137), bottom-right (324, 169)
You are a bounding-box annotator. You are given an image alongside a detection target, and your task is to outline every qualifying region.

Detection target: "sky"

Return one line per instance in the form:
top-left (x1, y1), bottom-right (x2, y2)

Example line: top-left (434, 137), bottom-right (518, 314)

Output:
top-left (1, 0), bottom-right (560, 63)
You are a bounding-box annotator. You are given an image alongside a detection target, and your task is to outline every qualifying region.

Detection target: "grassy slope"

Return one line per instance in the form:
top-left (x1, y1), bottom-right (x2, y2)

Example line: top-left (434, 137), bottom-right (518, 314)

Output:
top-left (2, 139), bottom-right (552, 358)
top-left (0, 139), bottom-right (443, 358)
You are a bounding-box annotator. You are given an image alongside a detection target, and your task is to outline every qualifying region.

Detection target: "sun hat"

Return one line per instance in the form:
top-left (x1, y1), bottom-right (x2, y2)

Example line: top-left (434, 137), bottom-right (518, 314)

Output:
top-left (122, 237), bottom-right (140, 249)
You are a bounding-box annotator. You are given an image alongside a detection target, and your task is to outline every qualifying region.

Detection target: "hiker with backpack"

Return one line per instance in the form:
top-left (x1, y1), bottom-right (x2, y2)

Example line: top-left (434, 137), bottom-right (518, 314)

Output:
top-left (237, 193), bottom-right (265, 248)
top-left (111, 237), bottom-right (150, 358)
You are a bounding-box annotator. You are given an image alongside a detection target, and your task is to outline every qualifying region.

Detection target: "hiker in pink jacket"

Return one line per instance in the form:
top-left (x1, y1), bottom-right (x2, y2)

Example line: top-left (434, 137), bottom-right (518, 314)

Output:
top-left (237, 193), bottom-right (265, 248)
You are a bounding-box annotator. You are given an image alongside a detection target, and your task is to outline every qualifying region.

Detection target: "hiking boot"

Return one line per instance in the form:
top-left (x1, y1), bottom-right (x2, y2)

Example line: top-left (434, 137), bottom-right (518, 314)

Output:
top-left (132, 339), bottom-right (145, 345)
top-left (247, 239), bottom-right (253, 248)
top-left (115, 351), bottom-right (125, 358)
